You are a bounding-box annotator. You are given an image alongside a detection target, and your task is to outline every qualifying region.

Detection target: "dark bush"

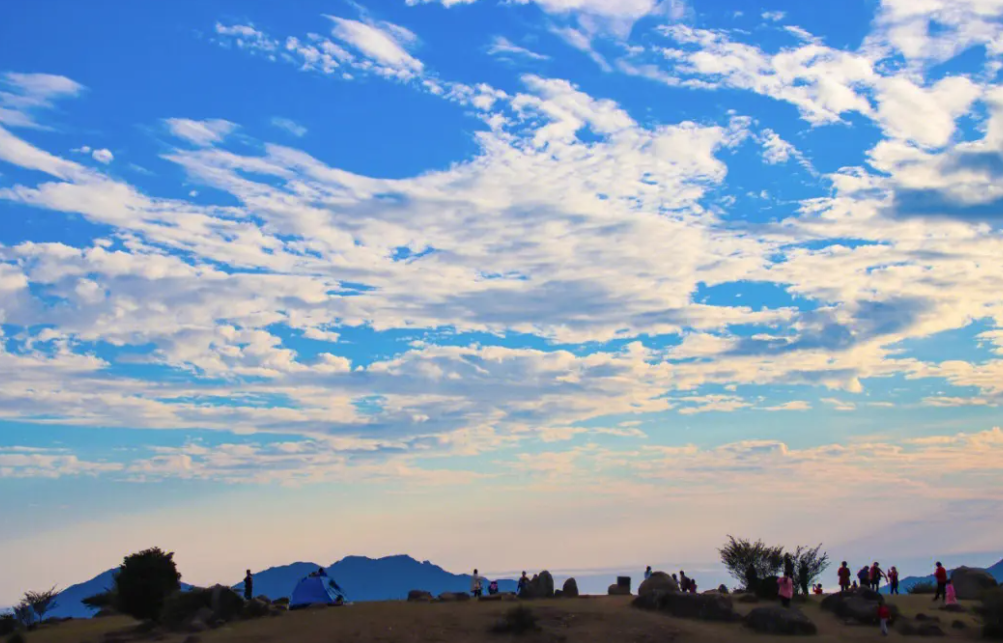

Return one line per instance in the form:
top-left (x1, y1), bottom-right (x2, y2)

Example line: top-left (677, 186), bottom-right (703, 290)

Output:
top-left (82, 590), bottom-right (116, 611)
top-left (719, 536), bottom-right (784, 591)
top-left (6, 632), bottom-right (26, 643)
top-left (0, 614), bottom-right (15, 637)
top-left (909, 581), bottom-right (936, 595)
top-left (755, 576), bottom-right (780, 600)
top-left (490, 606), bottom-right (540, 635)
top-left (114, 547), bottom-right (182, 621)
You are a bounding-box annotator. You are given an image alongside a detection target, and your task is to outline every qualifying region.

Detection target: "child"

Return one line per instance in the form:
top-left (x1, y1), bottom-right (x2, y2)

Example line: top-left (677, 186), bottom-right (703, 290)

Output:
top-left (778, 573), bottom-right (794, 608)
top-left (878, 603), bottom-right (891, 636)
top-left (945, 580), bottom-right (958, 606)
top-left (813, 584), bottom-right (824, 596)
top-left (488, 580), bottom-right (499, 596)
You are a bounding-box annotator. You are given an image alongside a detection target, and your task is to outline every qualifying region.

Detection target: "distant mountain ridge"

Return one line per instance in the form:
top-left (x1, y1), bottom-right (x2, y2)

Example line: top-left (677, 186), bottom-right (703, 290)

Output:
top-left (46, 554), bottom-right (517, 619)
top-left (880, 558), bottom-right (1003, 594)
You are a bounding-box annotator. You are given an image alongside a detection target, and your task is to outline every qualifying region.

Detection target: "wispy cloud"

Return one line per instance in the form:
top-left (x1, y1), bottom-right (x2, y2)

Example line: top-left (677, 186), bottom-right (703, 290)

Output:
top-left (271, 117), bottom-right (307, 137)
top-left (163, 118), bottom-right (238, 146)
top-left (487, 36), bottom-right (550, 61)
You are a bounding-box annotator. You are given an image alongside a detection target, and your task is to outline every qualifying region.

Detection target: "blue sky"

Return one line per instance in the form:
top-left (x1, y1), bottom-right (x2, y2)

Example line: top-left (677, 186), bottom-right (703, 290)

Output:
top-left (2, 0), bottom-right (1003, 603)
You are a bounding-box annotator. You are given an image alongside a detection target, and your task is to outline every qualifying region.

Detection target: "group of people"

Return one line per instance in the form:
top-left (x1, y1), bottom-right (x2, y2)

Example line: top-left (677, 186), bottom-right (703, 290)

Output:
top-left (836, 561), bottom-right (901, 594)
top-left (469, 569), bottom-right (500, 597)
top-left (644, 566), bottom-right (699, 593)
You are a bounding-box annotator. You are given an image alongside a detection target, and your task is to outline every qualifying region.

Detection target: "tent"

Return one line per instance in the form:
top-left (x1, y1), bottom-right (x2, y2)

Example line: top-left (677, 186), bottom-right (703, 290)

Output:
top-left (289, 571), bottom-right (347, 610)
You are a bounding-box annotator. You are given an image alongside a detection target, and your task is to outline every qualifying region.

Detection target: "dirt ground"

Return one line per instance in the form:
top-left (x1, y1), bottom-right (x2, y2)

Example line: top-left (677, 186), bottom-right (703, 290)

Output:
top-left (24, 594), bottom-right (986, 643)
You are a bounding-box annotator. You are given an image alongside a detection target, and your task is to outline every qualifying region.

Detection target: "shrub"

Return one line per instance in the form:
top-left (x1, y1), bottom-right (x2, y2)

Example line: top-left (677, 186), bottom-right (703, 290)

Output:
top-left (755, 576), bottom-right (780, 600)
top-left (0, 613), bottom-right (16, 637)
top-left (7, 631), bottom-right (26, 643)
top-left (490, 606), bottom-right (540, 635)
top-left (82, 590), bottom-right (116, 611)
top-left (114, 547), bottom-right (182, 621)
top-left (719, 536), bottom-right (784, 592)
top-left (791, 545), bottom-right (830, 596)
top-left (22, 587), bottom-right (59, 624)
top-left (909, 581), bottom-right (936, 595)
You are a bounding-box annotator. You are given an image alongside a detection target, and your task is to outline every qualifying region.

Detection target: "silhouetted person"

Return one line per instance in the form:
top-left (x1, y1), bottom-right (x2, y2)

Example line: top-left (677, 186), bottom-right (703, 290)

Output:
top-left (644, 566), bottom-right (652, 581)
top-left (244, 569), bottom-right (253, 600)
top-left (489, 580), bottom-right (499, 596)
top-left (471, 569), bottom-right (484, 598)
top-left (838, 562), bottom-right (851, 592)
top-left (870, 562), bottom-right (885, 591)
top-left (679, 571), bottom-right (690, 592)
top-left (517, 571), bottom-right (529, 596)
top-left (933, 562), bottom-right (948, 602)
top-left (888, 567), bottom-right (900, 595)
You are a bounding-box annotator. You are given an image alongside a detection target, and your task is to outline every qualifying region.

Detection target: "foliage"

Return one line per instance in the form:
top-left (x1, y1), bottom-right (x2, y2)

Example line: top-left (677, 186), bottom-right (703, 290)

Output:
top-left (718, 536), bottom-right (785, 591)
top-left (791, 545), bottom-right (830, 596)
top-left (10, 604), bottom-right (33, 630)
top-left (82, 590), bottom-right (116, 610)
top-left (22, 588), bottom-right (59, 624)
top-left (908, 581), bottom-right (936, 595)
top-left (755, 576), bottom-right (780, 600)
top-left (490, 605), bottom-right (539, 635)
top-left (114, 547), bottom-right (182, 621)
top-left (0, 613), bottom-right (15, 637)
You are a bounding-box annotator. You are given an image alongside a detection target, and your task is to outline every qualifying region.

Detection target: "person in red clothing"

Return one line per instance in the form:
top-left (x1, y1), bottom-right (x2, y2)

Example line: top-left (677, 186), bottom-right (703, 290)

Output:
top-left (888, 567), bottom-right (900, 595)
top-left (933, 562), bottom-right (949, 602)
top-left (838, 561), bottom-right (852, 592)
top-left (878, 603), bottom-right (891, 636)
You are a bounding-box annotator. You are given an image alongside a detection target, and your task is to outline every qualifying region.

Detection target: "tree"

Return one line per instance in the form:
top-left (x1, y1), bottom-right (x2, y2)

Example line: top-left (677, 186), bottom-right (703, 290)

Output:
top-left (21, 587), bottom-right (59, 624)
top-left (791, 544), bottom-right (830, 596)
top-left (82, 589), bottom-right (117, 611)
top-left (114, 547), bottom-right (182, 621)
top-left (718, 536), bottom-right (785, 591)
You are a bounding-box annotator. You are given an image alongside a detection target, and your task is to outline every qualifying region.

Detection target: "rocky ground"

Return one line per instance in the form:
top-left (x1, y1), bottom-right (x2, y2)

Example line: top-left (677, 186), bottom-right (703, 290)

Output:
top-left (22, 593), bottom-right (988, 643)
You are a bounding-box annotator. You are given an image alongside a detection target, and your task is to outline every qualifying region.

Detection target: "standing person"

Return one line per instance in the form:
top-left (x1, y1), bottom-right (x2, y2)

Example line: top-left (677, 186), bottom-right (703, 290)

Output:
top-left (857, 566), bottom-right (870, 589)
top-left (838, 562), bottom-right (852, 593)
top-left (243, 569), bottom-right (253, 601)
top-left (517, 571), bottom-right (529, 597)
top-left (778, 572), bottom-right (794, 608)
top-left (870, 562), bottom-right (885, 591)
top-left (933, 562), bottom-right (948, 602)
top-left (471, 569), bottom-right (484, 598)
top-left (888, 567), bottom-right (900, 595)
top-left (878, 602), bottom-right (891, 636)
top-left (644, 566), bottom-right (653, 581)
top-left (679, 571), bottom-right (690, 592)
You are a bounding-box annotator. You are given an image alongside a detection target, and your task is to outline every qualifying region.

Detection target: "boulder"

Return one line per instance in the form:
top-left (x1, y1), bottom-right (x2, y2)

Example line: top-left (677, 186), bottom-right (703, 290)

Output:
top-left (437, 591), bottom-right (471, 602)
top-left (608, 584), bottom-right (631, 596)
top-left (821, 590), bottom-right (896, 625)
top-left (243, 598), bottom-right (270, 619)
top-left (745, 606), bottom-right (818, 635)
top-left (479, 594), bottom-right (504, 602)
top-left (185, 619), bottom-right (208, 634)
top-left (273, 597), bottom-right (290, 606)
top-left (633, 590), bottom-right (740, 622)
top-left (718, 584), bottom-right (730, 594)
top-left (639, 572), bottom-right (679, 597)
top-left (915, 614), bottom-right (940, 623)
top-left (407, 590), bottom-right (433, 603)
top-left (531, 571), bottom-right (555, 598)
top-left (254, 595), bottom-right (271, 604)
top-left (950, 567), bottom-right (999, 600)
top-left (209, 585), bottom-right (244, 622)
top-left (562, 578), bottom-right (579, 598)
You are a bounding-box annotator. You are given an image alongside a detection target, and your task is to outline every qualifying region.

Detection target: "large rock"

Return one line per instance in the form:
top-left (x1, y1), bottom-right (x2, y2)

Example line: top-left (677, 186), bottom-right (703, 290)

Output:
top-left (898, 621), bottom-right (946, 637)
top-left (562, 578), bottom-right (579, 598)
top-left (437, 592), bottom-right (471, 602)
top-left (639, 572), bottom-right (679, 597)
top-left (820, 589), bottom-right (894, 626)
top-left (745, 606), bottom-right (818, 635)
top-left (950, 567), bottom-right (999, 600)
top-left (633, 590), bottom-right (740, 622)
top-left (209, 585), bottom-right (245, 621)
top-left (407, 590), bottom-right (433, 602)
top-left (522, 571), bottom-right (555, 599)
top-left (608, 584), bottom-right (631, 596)
top-left (243, 598), bottom-right (270, 619)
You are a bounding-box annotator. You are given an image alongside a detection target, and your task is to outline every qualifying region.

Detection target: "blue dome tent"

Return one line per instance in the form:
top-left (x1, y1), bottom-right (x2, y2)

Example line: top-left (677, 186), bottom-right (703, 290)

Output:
top-left (289, 570), bottom-right (347, 609)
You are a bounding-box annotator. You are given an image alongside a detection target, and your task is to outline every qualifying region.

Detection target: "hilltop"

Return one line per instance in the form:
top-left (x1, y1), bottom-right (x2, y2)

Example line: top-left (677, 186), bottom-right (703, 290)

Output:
top-left (46, 555), bottom-right (516, 619)
top-left (882, 558), bottom-right (1003, 594)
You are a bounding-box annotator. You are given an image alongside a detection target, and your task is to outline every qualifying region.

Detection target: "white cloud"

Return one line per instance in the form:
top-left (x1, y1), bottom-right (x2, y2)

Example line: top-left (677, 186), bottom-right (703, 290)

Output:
top-left (271, 117), bottom-right (307, 137)
top-left (487, 36), bottom-right (550, 61)
top-left (762, 400), bottom-right (811, 411)
top-left (762, 10), bottom-right (786, 21)
top-left (821, 398), bottom-right (857, 411)
top-left (0, 72), bottom-right (84, 129)
top-left (163, 118), bottom-right (238, 146)
top-left (327, 16), bottom-right (424, 77)
top-left (91, 148), bottom-right (114, 164)
top-left (0, 447), bottom-right (123, 479)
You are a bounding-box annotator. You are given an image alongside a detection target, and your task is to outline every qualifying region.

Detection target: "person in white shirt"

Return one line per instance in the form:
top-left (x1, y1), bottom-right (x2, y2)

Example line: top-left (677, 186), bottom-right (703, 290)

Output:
top-left (470, 569), bottom-right (484, 597)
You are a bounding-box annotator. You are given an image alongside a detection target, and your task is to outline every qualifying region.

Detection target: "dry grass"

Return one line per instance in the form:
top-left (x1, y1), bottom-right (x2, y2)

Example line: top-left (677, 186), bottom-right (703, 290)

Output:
top-left (22, 594), bottom-right (985, 643)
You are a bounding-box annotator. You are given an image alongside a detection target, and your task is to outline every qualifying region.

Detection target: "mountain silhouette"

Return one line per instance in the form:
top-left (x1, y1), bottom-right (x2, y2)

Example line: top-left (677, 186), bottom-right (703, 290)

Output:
top-left (47, 555), bottom-right (516, 618)
top-left (881, 558), bottom-right (1003, 594)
